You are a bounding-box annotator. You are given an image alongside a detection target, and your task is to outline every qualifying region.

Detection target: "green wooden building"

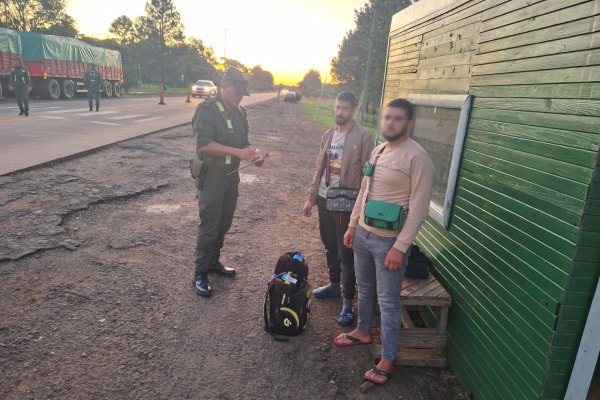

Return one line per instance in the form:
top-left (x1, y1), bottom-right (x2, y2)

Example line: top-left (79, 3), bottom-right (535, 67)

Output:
top-left (381, 0), bottom-right (600, 398)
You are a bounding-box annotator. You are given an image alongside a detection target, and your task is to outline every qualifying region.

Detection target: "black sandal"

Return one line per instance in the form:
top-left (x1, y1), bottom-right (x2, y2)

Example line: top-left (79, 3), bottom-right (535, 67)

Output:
top-left (364, 359), bottom-right (393, 385)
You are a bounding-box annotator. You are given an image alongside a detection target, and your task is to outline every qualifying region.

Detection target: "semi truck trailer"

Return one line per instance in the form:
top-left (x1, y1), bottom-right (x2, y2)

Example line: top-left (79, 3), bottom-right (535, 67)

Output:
top-left (0, 28), bottom-right (22, 98)
top-left (1, 28), bottom-right (123, 100)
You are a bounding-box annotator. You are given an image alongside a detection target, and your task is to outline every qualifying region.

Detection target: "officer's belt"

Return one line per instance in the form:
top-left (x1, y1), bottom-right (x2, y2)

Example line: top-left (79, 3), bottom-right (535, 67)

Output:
top-left (199, 154), bottom-right (238, 173)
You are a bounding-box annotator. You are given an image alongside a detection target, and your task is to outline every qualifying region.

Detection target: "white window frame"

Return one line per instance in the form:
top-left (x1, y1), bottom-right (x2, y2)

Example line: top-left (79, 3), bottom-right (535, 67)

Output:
top-left (408, 93), bottom-right (473, 229)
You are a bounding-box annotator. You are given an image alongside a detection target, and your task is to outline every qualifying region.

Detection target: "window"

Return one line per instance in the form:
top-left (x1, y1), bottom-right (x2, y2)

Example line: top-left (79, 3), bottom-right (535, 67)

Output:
top-left (408, 94), bottom-right (472, 229)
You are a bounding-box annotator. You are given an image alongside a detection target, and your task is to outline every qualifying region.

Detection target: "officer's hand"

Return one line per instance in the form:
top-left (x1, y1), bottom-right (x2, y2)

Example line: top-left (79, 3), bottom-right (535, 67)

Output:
top-left (343, 227), bottom-right (356, 248)
top-left (251, 147), bottom-right (265, 167)
top-left (253, 156), bottom-right (265, 167)
top-left (237, 147), bottom-right (258, 161)
top-left (303, 200), bottom-right (314, 218)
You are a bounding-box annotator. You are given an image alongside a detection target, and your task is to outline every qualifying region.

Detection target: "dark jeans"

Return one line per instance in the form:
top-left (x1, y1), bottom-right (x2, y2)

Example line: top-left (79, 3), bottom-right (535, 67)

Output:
top-left (194, 169), bottom-right (239, 277)
top-left (15, 85), bottom-right (29, 112)
top-left (317, 196), bottom-right (356, 300)
top-left (88, 89), bottom-right (100, 108)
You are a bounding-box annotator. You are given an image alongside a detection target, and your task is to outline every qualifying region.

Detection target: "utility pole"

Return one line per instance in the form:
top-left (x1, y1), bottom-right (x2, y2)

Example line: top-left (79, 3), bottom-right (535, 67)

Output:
top-left (313, 77), bottom-right (327, 121)
top-left (223, 27), bottom-right (227, 60)
top-left (359, 7), bottom-right (376, 124)
top-left (158, 0), bottom-right (166, 105)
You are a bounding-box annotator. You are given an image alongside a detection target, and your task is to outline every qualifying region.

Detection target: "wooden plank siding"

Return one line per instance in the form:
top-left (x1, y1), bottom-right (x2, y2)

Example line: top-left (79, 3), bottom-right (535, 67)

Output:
top-left (384, 0), bottom-right (600, 399)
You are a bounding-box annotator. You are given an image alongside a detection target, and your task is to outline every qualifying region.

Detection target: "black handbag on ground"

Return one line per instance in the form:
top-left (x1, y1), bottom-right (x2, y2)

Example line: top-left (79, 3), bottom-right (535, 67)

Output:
top-left (406, 244), bottom-right (432, 279)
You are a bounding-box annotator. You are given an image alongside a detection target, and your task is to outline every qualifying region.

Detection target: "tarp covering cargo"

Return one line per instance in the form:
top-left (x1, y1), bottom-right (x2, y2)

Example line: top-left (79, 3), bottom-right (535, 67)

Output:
top-left (0, 27), bottom-right (22, 54)
top-left (18, 32), bottom-right (122, 68)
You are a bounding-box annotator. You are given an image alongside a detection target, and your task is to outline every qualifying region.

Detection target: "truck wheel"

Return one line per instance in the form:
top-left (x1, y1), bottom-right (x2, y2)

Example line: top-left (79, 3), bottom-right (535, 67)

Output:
top-left (112, 81), bottom-right (122, 97)
top-left (0, 84), bottom-right (3, 98)
top-left (45, 79), bottom-right (61, 100)
top-left (103, 81), bottom-right (113, 98)
top-left (61, 80), bottom-right (75, 99)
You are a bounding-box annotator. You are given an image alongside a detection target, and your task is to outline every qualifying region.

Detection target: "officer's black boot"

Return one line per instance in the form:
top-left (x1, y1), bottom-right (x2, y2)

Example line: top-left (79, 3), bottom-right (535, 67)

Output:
top-left (193, 273), bottom-right (211, 297)
top-left (89, 105), bottom-right (93, 111)
top-left (210, 262), bottom-right (236, 277)
top-left (24, 110), bottom-right (29, 116)
top-left (19, 110), bottom-right (24, 116)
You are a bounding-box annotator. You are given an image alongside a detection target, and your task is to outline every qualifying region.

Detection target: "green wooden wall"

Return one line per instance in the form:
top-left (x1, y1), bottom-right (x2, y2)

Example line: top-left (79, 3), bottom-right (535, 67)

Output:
top-left (384, 0), bottom-right (600, 399)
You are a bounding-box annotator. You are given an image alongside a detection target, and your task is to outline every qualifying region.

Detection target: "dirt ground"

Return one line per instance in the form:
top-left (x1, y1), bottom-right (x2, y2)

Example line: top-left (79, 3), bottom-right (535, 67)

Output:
top-left (0, 99), bottom-right (466, 400)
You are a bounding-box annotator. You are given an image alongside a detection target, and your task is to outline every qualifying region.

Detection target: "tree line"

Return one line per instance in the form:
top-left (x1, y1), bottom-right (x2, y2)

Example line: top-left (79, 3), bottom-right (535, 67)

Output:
top-left (330, 0), bottom-right (412, 113)
top-left (1, 0), bottom-right (275, 91)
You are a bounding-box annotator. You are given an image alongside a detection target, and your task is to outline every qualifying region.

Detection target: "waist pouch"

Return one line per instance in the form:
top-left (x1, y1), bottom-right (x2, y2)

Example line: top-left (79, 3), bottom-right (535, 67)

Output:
top-left (326, 187), bottom-right (358, 213)
top-left (189, 158), bottom-right (207, 190)
top-left (364, 200), bottom-right (406, 230)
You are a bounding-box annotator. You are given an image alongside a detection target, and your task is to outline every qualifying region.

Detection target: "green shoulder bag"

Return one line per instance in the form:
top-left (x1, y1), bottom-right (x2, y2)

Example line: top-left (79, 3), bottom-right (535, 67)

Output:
top-left (364, 200), bottom-right (404, 230)
top-left (362, 145), bottom-right (406, 230)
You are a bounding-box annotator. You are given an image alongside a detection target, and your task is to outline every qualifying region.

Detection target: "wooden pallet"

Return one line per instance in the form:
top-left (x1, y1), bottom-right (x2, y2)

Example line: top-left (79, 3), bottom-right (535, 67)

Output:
top-left (373, 274), bottom-right (453, 367)
top-left (399, 275), bottom-right (451, 366)
top-left (361, 275), bottom-right (452, 392)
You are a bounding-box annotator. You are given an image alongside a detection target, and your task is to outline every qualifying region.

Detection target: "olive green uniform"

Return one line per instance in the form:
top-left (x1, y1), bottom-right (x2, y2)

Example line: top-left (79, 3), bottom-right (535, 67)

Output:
top-left (84, 68), bottom-right (103, 110)
top-left (192, 94), bottom-right (250, 277)
top-left (9, 66), bottom-right (31, 114)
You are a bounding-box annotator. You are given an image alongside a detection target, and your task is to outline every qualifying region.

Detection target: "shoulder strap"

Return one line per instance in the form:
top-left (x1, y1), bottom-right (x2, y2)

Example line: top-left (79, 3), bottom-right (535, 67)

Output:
top-left (365, 144), bottom-right (387, 202)
top-left (263, 277), bottom-right (290, 342)
top-left (324, 128), bottom-right (336, 187)
top-left (213, 101), bottom-right (235, 135)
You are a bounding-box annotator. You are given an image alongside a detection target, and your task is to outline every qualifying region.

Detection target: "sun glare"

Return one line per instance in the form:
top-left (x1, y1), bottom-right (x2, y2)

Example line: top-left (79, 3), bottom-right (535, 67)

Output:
top-left (67, 0), bottom-right (365, 85)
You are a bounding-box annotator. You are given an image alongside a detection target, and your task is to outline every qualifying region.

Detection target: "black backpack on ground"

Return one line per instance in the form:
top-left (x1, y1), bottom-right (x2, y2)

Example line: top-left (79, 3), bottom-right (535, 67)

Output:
top-left (406, 244), bottom-right (432, 279)
top-left (263, 252), bottom-right (312, 341)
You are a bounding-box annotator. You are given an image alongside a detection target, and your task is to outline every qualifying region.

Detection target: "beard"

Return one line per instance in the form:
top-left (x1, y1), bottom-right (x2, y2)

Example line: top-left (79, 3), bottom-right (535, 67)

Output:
top-left (335, 115), bottom-right (351, 126)
top-left (382, 130), bottom-right (407, 142)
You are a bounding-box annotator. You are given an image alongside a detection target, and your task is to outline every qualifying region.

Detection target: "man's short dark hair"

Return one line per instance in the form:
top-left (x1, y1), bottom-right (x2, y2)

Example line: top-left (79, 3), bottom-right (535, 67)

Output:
top-left (336, 91), bottom-right (358, 108)
top-left (386, 98), bottom-right (414, 120)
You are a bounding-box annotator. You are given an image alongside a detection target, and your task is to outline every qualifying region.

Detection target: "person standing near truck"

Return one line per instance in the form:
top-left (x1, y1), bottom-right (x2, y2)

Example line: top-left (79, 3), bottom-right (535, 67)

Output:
top-left (9, 58), bottom-right (31, 116)
top-left (190, 67), bottom-right (265, 297)
top-left (84, 64), bottom-right (102, 112)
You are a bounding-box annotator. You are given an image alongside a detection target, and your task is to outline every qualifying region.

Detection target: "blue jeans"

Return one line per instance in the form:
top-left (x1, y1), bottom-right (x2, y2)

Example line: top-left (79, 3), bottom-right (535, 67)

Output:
top-left (354, 225), bottom-right (409, 361)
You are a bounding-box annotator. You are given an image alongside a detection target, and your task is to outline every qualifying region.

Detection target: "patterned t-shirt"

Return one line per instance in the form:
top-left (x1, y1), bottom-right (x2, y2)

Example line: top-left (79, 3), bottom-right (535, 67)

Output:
top-left (318, 130), bottom-right (346, 198)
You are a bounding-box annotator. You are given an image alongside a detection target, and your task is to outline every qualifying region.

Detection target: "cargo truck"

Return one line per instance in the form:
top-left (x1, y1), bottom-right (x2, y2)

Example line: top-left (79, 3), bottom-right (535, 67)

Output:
top-left (1, 29), bottom-right (123, 100)
top-left (0, 28), bottom-right (22, 98)
top-left (18, 32), bottom-right (123, 100)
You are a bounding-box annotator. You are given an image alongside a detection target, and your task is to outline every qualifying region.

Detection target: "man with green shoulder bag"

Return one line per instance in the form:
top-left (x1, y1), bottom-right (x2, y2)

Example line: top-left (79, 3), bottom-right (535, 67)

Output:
top-left (333, 99), bottom-right (434, 386)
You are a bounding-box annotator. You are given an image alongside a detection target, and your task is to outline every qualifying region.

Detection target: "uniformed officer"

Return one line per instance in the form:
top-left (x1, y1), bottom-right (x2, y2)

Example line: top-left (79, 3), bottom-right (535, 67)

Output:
top-left (84, 64), bottom-right (103, 111)
top-left (191, 67), bottom-right (265, 297)
top-left (8, 58), bottom-right (31, 116)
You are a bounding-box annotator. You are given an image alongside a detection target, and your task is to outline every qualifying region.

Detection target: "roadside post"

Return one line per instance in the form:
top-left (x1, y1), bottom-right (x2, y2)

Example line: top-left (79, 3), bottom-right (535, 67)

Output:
top-left (186, 84), bottom-right (191, 103)
top-left (158, 77), bottom-right (166, 105)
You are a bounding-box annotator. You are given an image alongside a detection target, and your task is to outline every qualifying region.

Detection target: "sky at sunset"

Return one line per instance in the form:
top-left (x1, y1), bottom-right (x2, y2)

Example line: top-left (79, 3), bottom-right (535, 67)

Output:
top-left (67, 0), bottom-right (368, 85)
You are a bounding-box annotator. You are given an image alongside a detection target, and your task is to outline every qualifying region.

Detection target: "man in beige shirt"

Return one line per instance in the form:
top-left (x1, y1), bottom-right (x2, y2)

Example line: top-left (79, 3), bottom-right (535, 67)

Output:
top-left (333, 99), bottom-right (434, 386)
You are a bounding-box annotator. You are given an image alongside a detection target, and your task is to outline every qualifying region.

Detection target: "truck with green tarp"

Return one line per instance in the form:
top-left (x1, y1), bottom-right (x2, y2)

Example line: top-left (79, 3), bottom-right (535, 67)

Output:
top-left (0, 28), bottom-right (22, 98)
top-left (16, 31), bottom-right (123, 100)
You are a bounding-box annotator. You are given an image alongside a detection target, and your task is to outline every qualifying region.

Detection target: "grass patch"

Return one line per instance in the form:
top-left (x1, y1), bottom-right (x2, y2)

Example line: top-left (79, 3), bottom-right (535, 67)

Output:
top-left (301, 97), bottom-right (377, 137)
top-left (126, 84), bottom-right (189, 94)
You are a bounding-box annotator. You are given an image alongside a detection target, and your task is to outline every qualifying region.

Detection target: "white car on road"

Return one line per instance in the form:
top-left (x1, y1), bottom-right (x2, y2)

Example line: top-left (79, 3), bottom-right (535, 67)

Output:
top-left (192, 80), bottom-right (217, 98)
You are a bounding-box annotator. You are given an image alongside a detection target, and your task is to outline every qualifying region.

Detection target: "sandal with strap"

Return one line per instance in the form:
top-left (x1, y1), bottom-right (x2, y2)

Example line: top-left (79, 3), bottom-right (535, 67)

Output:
top-left (333, 333), bottom-right (372, 347)
top-left (364, 358), bottom-right (393, 385)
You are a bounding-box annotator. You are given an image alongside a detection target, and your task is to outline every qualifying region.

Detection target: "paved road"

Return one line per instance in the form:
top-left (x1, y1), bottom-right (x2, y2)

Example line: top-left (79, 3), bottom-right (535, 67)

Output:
top-left (0, 92), bottom-right (276, 175)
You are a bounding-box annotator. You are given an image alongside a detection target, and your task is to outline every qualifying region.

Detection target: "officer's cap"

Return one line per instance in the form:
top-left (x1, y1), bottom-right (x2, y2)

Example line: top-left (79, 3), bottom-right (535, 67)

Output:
top-left (221, 67), bottom-right (250, 96)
